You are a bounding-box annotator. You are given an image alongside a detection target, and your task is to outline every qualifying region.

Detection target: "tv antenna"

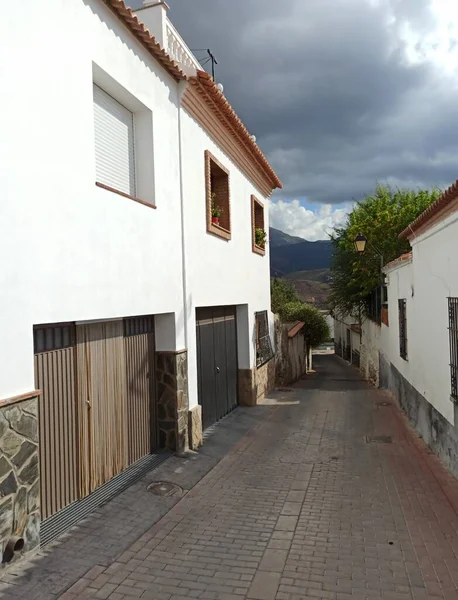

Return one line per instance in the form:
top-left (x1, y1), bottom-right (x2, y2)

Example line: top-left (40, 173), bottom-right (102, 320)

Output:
top-left (191, 48), bottom-right (218, 80)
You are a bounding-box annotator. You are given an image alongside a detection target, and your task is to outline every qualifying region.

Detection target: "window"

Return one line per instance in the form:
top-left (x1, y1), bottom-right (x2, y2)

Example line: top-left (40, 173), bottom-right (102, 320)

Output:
top-left (205, 150), bottom-right (231, 240)
top-left (251, 196), bottom-right (266, 255)
top-left (398, 299), bottom-right (407, 360)
top-left (448, 298), bottom-right (458, 400)
top-left (93, 84), bottom-right (136, 197)
top-left (255, 311), bottom-right (274, 368)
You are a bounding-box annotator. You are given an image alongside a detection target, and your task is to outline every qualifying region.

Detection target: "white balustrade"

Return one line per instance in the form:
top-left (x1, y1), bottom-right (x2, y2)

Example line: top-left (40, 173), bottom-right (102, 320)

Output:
top-left (166, 21), bottom-right (201, 76)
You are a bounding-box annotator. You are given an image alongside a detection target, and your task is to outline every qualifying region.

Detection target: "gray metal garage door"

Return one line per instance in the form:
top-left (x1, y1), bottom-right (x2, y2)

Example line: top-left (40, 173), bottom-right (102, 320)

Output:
top-left (196, 306), bottom-right (238, 430)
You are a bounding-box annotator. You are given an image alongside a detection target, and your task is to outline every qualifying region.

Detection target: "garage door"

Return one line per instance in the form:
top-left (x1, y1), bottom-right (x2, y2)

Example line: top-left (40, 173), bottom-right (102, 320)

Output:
top-left (196, 306), bottom-right (238, 430)
top-left (34, 316), bottom-right (156, 520)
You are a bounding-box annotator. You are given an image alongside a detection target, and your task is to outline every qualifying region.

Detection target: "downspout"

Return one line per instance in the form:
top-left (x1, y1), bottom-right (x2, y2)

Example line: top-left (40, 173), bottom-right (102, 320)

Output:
top-left (177, 81), bottom-right (188, 349)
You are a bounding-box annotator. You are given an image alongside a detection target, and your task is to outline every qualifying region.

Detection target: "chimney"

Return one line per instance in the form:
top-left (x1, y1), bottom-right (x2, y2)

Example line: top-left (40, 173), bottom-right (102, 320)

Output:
top-left (133, 1), bottom-right (169, 48)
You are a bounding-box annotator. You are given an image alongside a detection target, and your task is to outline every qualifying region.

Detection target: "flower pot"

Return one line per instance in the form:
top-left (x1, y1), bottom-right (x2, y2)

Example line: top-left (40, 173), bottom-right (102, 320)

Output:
top-left (212, 216), bottom-right (219, 225)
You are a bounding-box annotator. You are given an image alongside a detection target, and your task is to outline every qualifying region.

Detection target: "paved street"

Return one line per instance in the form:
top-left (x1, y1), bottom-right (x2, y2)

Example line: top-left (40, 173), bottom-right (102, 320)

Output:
top-left (3, 354), bottom-right (458, 600)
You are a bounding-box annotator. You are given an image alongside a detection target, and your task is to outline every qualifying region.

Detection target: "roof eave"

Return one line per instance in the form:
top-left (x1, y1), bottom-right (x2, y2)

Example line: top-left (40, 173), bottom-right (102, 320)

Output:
top-left (192, 71), bottom-right (282, 191)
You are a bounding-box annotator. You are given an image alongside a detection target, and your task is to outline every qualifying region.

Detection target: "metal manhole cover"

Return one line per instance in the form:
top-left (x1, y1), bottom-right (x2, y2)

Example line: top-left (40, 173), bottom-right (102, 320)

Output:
top-left (365, 435), bottom-right (393, 444)
top-left (147, 482), bottom-right (183, 497)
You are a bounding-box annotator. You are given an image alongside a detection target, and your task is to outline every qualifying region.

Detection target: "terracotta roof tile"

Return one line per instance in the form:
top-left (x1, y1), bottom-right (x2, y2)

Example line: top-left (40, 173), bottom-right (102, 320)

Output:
top-left (383, 252), bottom-right (412, 271)
top-left (102, 4), bottom-right (281, 190)
top-left (190, 71), bottom-right (282, 190)
top-left (288, 321), bottom-right (305, 338)
top-left (102, 0), bottom-right (186, 81)
top-left (399, 179), bottom-right (458, 239)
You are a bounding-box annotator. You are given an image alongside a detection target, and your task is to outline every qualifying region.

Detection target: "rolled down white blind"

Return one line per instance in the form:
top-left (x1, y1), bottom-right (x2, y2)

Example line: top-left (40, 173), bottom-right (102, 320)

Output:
top-left (93, 84), bottom-right (136, 197)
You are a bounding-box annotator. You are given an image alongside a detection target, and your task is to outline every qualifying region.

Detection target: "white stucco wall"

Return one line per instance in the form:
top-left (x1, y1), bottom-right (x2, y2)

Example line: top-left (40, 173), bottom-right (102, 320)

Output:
top-left (0, 0), bottom-right (274, 407)
top-left (179, 107), bottom-right (273, 409)
top-left (381, 211), bottom-right (458, 424)
top-left (0, 0), bottom-right (186, 398)
top-left (360, 318), bottom-right (381, 386)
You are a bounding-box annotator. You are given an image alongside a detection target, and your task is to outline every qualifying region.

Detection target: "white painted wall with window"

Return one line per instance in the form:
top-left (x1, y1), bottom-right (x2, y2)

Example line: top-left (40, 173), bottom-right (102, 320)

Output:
top-left (179, 106), bottom-right (274, 410)
top-left (0, 0), bottom-right (184, 397)
top-left (381, 210), bottom-right (458, 424)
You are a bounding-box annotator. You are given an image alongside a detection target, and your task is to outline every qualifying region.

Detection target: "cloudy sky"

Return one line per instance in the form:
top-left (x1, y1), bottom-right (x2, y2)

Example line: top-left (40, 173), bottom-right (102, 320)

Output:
top-left (132, 0), bottom-right (458, 240)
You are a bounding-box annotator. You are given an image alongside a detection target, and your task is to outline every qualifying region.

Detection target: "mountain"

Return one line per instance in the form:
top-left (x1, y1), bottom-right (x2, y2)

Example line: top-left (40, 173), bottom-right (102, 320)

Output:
top-left (269, 228), bottom-right (332, 276)
top-left (269, 227), bottom-right (305, 248)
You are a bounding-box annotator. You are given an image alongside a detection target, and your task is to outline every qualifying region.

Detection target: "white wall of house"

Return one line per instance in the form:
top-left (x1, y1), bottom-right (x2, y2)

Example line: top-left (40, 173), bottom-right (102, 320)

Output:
top-left (360, 318), bottom-right (381, 386)
top-left (0, 0), bottom-right (185, 398)
top-left (0, 0), bottom-right (275, 407)
top-left (179, 108), bottom-right (273, 409)
top-left (381, 211), bottom-right (458, 424)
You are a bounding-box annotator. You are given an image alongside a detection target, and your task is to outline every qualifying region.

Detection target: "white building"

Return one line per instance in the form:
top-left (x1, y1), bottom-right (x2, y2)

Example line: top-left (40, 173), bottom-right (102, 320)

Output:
top-left (355, 182), bottom-right (458, 477)
top-left (0, 0), bottom-right (281, 557)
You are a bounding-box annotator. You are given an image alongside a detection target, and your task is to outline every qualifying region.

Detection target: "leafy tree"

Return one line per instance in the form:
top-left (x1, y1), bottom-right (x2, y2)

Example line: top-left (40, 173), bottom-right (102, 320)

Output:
top-left (279, 301), bottom-right (330, 347)
top-left (271, 277), bottom-right (299, 314)
top-left (271, 279), bottom-right (330, 347)
top-left (329, 184), bottom-right (441, 315)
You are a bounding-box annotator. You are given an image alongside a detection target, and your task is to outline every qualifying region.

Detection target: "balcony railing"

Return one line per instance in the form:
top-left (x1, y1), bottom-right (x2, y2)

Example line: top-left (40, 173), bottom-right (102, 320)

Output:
top-left (166, 20), bottom-right (201, 76)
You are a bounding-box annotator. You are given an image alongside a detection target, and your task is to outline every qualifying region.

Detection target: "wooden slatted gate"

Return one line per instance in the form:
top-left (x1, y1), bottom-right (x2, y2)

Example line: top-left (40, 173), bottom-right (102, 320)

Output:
top-left (34, 316), bottom-right (156, 520)
top-left (124, 316), bottom-right (157, 464)
top-left (34, 324), bottom-right (79, 520)
top-left (196, 306), bottom-right (238, 430)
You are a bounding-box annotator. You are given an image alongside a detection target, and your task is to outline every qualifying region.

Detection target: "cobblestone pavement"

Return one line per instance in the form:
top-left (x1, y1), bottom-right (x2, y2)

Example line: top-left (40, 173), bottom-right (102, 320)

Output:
top-left (4, 354), bottom-right (458, 600)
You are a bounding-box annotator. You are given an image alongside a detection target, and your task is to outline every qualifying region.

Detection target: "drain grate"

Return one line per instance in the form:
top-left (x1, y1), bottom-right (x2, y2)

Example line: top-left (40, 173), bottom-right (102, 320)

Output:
top-left (40, 450), bottom-right (171, 547)
top-left (147, 481), bottom-right (183, 498)
top-left (366, 435), bottom-right (393, 444)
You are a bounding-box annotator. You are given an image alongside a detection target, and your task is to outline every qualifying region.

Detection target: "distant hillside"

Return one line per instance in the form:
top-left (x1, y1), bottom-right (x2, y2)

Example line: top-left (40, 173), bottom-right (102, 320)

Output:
top-left (283, 269), bottom-right (331, 308)
top-left (283, 269), bottom-right (331, 283)
top-left (269, 227), bottom-right (305, 248)
top-left (269, 228), bottom-right (332, 277)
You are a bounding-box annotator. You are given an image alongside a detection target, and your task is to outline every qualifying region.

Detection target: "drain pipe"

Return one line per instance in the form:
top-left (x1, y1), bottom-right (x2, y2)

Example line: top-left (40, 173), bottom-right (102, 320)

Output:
top-left (2, 536), bottom-right (25, 563)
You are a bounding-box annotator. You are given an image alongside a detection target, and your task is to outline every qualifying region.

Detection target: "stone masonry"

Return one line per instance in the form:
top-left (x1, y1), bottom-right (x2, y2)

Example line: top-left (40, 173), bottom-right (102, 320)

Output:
top-left (188, 404), bottom-right (203, 451)
top-left (156, 351), bottom-right (189, 454)
top-left (0, 396), bottom-right (40, 563)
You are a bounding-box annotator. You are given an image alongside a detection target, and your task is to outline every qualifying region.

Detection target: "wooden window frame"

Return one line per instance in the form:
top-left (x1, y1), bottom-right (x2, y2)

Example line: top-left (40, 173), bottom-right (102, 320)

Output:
top-left (205, 150), bottom-right (231, 240)
top-left (251, 195), bottom-right (266, 256)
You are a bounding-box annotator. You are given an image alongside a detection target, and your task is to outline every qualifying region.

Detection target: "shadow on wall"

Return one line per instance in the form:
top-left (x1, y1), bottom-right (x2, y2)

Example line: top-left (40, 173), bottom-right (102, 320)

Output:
top-left (379, 352), bottom-right (458, 480)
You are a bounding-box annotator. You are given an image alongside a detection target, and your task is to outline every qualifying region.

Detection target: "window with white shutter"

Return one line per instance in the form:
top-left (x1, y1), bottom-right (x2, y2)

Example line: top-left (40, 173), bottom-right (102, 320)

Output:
top-left (93, 84), bottom-right (136, 197)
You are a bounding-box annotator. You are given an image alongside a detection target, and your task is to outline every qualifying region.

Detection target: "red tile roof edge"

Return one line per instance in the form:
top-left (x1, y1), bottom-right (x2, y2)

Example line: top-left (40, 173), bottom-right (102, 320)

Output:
top-left (102, 0), bottom-right (186, 82)
top-left (399, 179), bottom-right (458, 239)
top-left (288, 321), bottom-right (305, 338)
top-left (383, 252), bottom-right (412, 271)
top-left (191, 71), bottom-right (283, 190)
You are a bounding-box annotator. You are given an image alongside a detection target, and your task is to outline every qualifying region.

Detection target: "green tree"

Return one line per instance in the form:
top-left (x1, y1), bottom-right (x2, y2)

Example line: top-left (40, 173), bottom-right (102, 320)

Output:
top-left (271, 279), bottom-right (330, 347)
top-left (280, 301), bottom-right (330, 347)
top-left (329, 184), bottom-right (441, 315)
top-left (271, 277), bottom-right (299, 314)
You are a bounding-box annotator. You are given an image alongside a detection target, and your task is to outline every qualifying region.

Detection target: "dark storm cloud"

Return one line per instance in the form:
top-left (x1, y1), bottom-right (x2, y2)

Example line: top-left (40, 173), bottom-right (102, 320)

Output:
top-left (130, 0), bottom-right (458, 204)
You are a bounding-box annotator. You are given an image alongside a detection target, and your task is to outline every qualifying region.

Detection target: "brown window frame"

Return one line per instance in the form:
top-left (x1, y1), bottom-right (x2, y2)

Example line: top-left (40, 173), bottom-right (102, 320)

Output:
top-left (251, 195), bottom-right (266, 256)
top-left (205, 150), bottom-right (231, 240)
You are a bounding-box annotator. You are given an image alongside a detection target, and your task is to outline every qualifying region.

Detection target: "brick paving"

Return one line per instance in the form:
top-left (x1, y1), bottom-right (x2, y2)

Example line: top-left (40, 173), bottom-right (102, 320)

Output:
top-left (4, 354), bottom-right (458, 599)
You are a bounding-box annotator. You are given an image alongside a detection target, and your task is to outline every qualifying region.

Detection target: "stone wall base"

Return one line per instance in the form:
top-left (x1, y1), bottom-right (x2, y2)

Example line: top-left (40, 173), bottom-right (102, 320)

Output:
top-left (380, 354), bottom-right (458, 479)
top-left (238, 360), bottom-right (275, 407)
top-left (0, 396), bottom-right (40, 563)
top-left (238, 369), bottom-right (256, 407)
top-left (156, 351), bottom-right (189, 455)
top-left (188, 405), bottom-right (203, 451)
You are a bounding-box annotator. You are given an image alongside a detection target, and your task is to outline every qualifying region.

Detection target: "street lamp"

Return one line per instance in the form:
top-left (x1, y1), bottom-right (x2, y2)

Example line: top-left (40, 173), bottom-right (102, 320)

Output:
top-left (354, 233), bottom-right (367, 254)
top-left (353, 233), bottom-right (384, 280)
